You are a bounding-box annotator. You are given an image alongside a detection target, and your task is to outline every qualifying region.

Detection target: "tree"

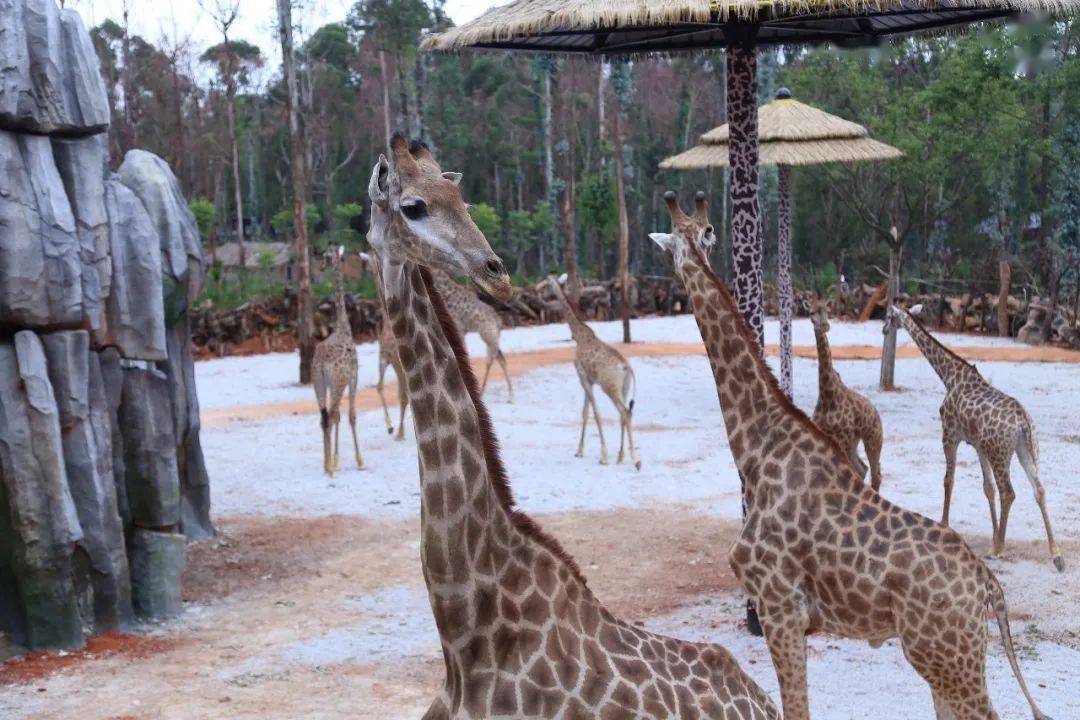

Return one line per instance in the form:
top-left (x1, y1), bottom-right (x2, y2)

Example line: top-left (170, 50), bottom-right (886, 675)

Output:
top-left (277, 0), bottom-right (316, 384)
top-left (200, 2), bottom-right (262, 274)
top-left (610, 60), bottom-right (633, 343)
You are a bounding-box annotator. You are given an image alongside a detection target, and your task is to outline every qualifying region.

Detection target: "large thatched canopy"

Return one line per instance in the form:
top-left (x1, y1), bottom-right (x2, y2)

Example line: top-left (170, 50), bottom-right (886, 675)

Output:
top-left (660, 92), bottom-right (903, 168)
top-left (422, 0), bottom-right (1069, 54)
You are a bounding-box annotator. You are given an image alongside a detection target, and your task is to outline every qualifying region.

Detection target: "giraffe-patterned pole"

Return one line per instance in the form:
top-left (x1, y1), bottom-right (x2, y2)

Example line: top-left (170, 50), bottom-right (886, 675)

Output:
top-left (725, 26), bottom-right (764, 637)
top-left (778, 163), bottom-right (793, 398)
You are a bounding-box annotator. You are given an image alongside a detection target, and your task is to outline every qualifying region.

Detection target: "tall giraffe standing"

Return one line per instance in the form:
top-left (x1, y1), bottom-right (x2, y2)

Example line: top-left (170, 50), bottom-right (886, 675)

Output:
top-left (885, 305), bottom-right (1063, 571)
top-left (431, 268), bottom-right (515, 402)
top-left (548, 275), bottom-right (641, 470)
top-left (360, 251), bottom-right (408, 440)
top-left (651, 190), bottom-right (1053, 720)
top-left (368, 136), bottom-right (778, 720)
top-left (312, 246), bottom-right (363, 475)
top-left (810, 300), bottom-right (884, 491)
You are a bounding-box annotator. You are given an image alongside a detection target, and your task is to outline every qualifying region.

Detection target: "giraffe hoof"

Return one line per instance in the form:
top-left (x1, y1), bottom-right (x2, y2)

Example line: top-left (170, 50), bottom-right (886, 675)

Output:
top-left (1053, 555), bottom-right (1065, 572)
top-left (599, 458), bottom-right (609, 466)
top-left (387, 426), bottom-right (394, 435)
top-left (634, 461), bottom-right (642, 471)
top-left (574, 452), bottom-right (584, 459)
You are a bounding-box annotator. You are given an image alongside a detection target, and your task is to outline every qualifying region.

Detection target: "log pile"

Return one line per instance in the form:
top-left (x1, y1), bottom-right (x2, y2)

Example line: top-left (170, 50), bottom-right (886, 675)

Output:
top-left (0, 0), bottom-right (209, 653)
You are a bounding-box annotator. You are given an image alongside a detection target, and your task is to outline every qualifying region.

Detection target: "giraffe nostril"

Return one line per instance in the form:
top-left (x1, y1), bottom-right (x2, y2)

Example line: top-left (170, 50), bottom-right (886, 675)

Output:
top-left (486, 259), bottom-right (504, 275)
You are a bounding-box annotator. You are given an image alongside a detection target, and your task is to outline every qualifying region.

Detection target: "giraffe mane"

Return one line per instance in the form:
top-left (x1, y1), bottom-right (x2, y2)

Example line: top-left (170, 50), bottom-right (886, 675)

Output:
top-left (419, 265), bottom-right (588, 586)
top-left (686, 242), bottom-right (856, 458)
top-left (902, 308), bottom-right (976, 370)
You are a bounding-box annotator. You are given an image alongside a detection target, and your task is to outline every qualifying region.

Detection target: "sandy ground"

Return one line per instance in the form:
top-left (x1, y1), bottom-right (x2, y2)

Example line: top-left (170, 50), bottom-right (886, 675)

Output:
top-left (3, 315), bottom-right (1079, 720)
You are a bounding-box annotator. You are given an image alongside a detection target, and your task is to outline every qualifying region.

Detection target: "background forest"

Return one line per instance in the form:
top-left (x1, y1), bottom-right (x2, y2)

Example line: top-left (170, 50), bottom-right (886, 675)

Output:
top-left (91, 0), bottom-right (1080, 309)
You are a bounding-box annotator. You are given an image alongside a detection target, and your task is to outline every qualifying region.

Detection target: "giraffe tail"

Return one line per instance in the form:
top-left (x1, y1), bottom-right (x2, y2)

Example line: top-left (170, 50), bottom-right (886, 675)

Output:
top-left (987, 570), bottom-right (1053, 720)
top-left (622, 364), bottom-right (636, 414)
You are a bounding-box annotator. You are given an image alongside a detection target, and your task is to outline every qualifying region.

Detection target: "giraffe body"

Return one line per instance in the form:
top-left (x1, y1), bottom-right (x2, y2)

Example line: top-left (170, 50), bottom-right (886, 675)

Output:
top-left (549, 277), bottom-right (641, 469)
top-left (887, 306), bottom-right (1063, 571)
top-left (810, 302), bottom-right (884, 490)
top-left (652, 191), bottom-right (1054, 720)
top-left (361, 251), bottom-right (409, 440)
top-left (312, 247), bottom-right (362, 475)
top-left (431, 269), bottom-right (514, 402)
top-left (368, 137), bottom-right (777, 720)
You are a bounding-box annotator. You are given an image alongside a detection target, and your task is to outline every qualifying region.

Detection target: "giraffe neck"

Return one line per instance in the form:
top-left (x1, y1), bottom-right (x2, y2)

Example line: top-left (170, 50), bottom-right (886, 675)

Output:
top-left (897, 311), bottom-right (973, 387)
top-left (813, 322), bottom-right (836, 391)
top-left (371, 228), bottom-right (590, 663)
top-left (676, 248), bottom-right (792, 479)
top-left (552, 283), bottom-right (593, 343)
top-left (333, 261), bottom-right (350, 336)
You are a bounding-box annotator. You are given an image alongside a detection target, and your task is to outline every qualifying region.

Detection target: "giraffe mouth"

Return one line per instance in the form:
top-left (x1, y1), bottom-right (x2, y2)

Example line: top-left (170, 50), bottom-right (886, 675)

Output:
top-left (469, 256), bottom-right (512, 302)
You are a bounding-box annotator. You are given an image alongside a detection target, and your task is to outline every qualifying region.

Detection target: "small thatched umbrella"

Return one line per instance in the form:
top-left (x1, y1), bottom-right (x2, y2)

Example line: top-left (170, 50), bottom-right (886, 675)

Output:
top-left (661, 88), bottom-right (902, 397)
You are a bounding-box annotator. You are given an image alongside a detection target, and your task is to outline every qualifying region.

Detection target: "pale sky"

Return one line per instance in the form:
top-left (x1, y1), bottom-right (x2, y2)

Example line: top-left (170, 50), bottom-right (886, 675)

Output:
top-left (67, 0), bottom-right (496, 72)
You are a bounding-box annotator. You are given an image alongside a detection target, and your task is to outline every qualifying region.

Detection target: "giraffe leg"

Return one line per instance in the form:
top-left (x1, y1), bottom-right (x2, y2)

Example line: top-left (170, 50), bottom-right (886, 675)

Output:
top-left (320, 406), bottom-right (332, 477)
top-left (988, 450), bottom-right (1017, 558)
top-left (480, 346), bottom-right (495, 392)
top-left (977, 451), bottom-right (1000, 546)
top-left (575, 390), bottom-right (590, 458)
top-left (1015, 435), bottom-right (1063, 571)
top-left (616, 399), bottom-right (626, 465)
top-left (931, 691), bottom-right (958, 720)
top-left (376, 356), bottom-right (394, 435)
top-left (900, 623), bottom-right (999, 720)
top-left (586, 388), bottom-right (608, 465)
top-left (621, 404), bottom-right (641, 471)
top-left (941, 427), bottom-right (961, 526)
top-left (496, 348), bottom-right (514, 403)
top-left (760, 617), bottom-right (811, 720)
top-left (348, 379), bottom-right (363, 470)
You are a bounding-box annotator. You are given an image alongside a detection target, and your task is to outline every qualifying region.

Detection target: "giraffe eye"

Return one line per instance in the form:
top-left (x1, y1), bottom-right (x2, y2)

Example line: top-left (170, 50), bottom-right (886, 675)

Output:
top-left (402, 199), bottom-right (428, 221)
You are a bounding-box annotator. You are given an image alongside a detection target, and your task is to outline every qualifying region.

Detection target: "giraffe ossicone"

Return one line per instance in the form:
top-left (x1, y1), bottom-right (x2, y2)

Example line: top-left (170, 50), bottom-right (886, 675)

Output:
top-left (365, 136), bottom-right (777, 719)
top-left (656, 188), bottom-right (1055, 720)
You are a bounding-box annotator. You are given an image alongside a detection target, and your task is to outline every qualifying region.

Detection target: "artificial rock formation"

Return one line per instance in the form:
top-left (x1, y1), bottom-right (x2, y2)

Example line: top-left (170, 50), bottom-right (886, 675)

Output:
top-left (0, 0), bottom-right (209, 652)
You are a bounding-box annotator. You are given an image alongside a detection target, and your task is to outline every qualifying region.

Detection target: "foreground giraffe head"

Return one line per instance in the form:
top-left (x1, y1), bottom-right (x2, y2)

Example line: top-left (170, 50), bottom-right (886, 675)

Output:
top-left (367, 133), bottom-right (511, 301)
top-left (649, 190), bottom-right (715, 269)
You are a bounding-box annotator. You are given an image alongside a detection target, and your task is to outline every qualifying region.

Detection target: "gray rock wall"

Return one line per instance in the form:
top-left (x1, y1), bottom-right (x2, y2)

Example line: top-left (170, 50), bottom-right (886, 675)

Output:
top-left (0, 1), bottom-right (210, 652)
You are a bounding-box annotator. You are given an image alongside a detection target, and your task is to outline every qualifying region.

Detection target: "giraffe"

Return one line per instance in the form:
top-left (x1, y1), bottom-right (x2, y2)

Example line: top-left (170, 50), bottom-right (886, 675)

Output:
top-left (884, 305), bottom-right (1063, 571)
top-left (312, 245), bottom-right (362, 475)
top-left (360, 251), bottom-right (409, 441)
top-left (810, 299), bottom-right (884, 491)
top-left (651, 190), bottom-right (1054, 720)
top-left (367, 135), bottom-right (778, 720)
top-left (431, 268), bottom-right (515, 402)
top-left (547, 274), bottom-right (641, 470)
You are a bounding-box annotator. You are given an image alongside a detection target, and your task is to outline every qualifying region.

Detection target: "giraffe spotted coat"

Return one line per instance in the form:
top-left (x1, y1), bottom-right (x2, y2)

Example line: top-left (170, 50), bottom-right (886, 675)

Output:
top-left (368, 137), bottom-right (777, 720)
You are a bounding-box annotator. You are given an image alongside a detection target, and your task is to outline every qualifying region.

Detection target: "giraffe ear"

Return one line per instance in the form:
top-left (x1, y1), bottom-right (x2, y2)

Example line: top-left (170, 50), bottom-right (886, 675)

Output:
top-left (700, 225), bottom-right (716, 249)
top-left (442, 171), bottom-right (462, 186)
top-left (650, 233), bottom-right (675, 252)
top-left (368, 155), bottom-right (390, 205)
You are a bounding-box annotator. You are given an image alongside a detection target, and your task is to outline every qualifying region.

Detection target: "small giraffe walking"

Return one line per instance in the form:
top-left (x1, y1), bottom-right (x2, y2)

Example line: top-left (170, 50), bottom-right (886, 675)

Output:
top-left (360, 251), bottom-right (408, 440)
top-left (366, 136), bottom-right (777, 720)
top-left (312, 246), bottom-right (363, 475)
top-left (431, 268), bottom-right (514, 402)
top-left (653, 190), bottom-right (1054, 720)
top-left (810, 299), bottom-right (885, 490)
top-left (886, 305), bottom-right (1064, 571)
top-left (548, 275), bottom-right (641, 470)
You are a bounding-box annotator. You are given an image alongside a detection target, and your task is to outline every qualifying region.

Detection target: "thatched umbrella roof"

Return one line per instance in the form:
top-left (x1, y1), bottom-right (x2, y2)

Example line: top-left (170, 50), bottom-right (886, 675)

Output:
top-left (422, 0), bottom-right (1072, 54)
top-left (660, 92), bottom-right (903, 169)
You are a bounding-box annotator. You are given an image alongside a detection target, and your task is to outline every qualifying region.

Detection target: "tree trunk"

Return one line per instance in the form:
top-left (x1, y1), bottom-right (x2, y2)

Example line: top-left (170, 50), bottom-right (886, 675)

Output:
top-left (379, 50), bottom-right (392, 152)
top-left (542, 65), bottom-right (554, 202)
top-left (879, 241), bottom-right (901, 391)
top-left (998, 259), bottom-right (1011, 337)
top-left (277, 0), bottom-right (315, 384)
top-left (120, 2), bottom-right (136, 151)
top-left (225, 82), bottom-right (246, 274)
top-left (613, 105), bottom-right (630, 343)
top-left (1041, 262), bottom-right (1060, 345)
top-left (777, 165), bottom-right (793, 398)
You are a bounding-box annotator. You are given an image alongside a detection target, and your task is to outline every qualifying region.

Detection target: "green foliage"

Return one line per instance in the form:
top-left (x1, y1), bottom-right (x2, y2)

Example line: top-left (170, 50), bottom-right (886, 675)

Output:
top-left (271, 206), bottom-right (322, 235)
top-left (469, 202), bottom-right (501, 239)
top-left (577, 172), bottom-right (617, 237)
top-left (189, 198), bottom-right (215, 242)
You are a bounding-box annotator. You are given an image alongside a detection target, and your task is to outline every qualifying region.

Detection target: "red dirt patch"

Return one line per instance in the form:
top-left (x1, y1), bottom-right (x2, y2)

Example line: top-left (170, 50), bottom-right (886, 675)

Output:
top-left (0, 632), bottom-right (180, 686)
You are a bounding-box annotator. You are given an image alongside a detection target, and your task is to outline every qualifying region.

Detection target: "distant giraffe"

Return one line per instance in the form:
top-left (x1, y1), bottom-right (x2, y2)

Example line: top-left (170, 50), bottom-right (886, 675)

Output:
top-left (431, 268), bottom-right (514, 402)
top-left (885, 304), bottom-right (1063, 571)
top-left (652, 189), bottom-right (1053, 720)
top-left (360, 251), bottom-right (408, 441)
top-left (366, 135), bottom-right (778, 720)
top-left (312, 246), bottom-right (362, 475)
top-left (810, 299), bottom-right (884, 491)
top-left (548, 274), bottom-right (640, 470)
